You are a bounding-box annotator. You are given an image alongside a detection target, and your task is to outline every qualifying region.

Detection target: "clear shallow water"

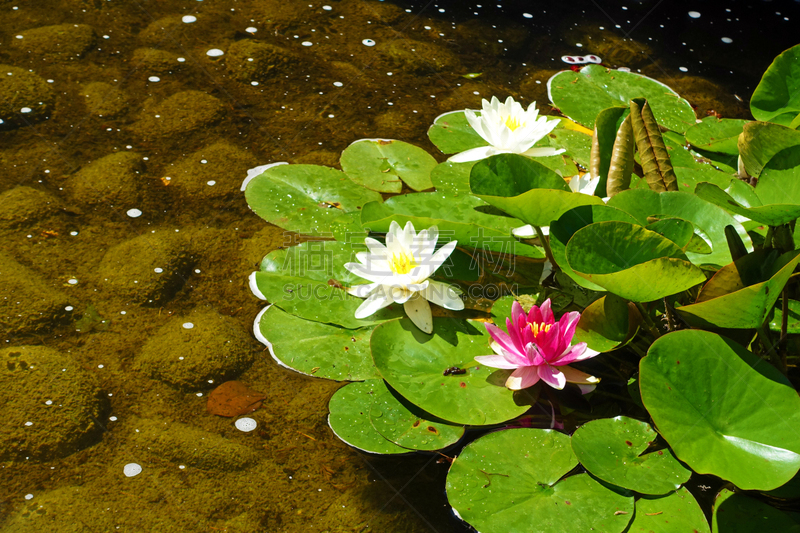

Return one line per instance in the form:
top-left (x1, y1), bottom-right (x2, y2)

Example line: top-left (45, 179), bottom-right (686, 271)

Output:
top-left (1, 0), bottom-right (798, 531)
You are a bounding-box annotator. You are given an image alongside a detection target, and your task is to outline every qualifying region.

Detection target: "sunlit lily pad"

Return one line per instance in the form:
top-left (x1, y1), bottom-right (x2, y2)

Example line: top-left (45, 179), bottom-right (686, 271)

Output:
top-left (255, 305), bottom-right (379, 381)
top-left (370, 318), bottom-right (534, 425)
top-left (738, 121), bottom-right (800, 178)
top-left (640, 330), bottom-right (800, 490)
top-left (327, 380), bottom-right (410, 455)
top-left (565, 221), bottom-right (706, 302)
top-left (750, 44), bottom-right (800, 127)
top-left (243, 163), bottom-right (382, 237)
top-left (571, 416), bottom-right (691, 495)
top-left (550, 127), bottom-right (592, 169)
top-left (626, 487), bottom-right (710, 533)
top-left (369, 382), bottom-right (464, 451)
top-left (755, 144), bottom-right (800, 206)
top-left (769, 299), bottom-right (800, 334)
top-left (573, 294), bottom-right (632, 353)
top-left (695, 181), bottom-right (800, 226)
top-left (340, 139), bottom-right (436, 193)
top-left (427, 111), bottom-right (485, 155)
top-left (684, 118), bottom-right (748, 155)
top-left (547, 65), bottom-right (695, 133)
top-left (712, 489), bottom-right (800, 533)
top-left (259, 240), bottom-right (364, 286)
top-left (447, 428), bottom-right (634, 533)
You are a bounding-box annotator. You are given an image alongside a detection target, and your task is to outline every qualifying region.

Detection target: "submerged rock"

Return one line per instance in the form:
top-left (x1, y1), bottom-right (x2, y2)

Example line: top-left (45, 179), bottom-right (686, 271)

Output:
top-left (0, 65), bottom-right (55, 129)
top-left (131, 48), bottom-right (184, 75)
top-left (0, 186), bottom-right (65, 230)
top-left (80, 82), bottom-right (129, 117)
top-left (130, 90), bottom-right (223, 139)
top-left (165, 141), bottom-right (258, 201)
top-left (97, 231), bottom-right (196, 306)
top-left (0, 345), bottom-right (107, 460)
top-left (135, 308), bottom-right (256, 390)
top-left (13, 23), bottom-right (96, 62)
top-left (67, 151), bottom-right (144, 209)
top-left (377, 39), bottom-right (460, 73)
top-left (226, 40), bottom-right (300, 83)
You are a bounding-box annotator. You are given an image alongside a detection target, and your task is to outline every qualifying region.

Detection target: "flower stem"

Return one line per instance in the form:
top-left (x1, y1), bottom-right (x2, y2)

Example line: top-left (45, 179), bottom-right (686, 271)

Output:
top-left (533, 225), bottom-right (559, 272)
top-left (634, 302), bottom-right (661, 339)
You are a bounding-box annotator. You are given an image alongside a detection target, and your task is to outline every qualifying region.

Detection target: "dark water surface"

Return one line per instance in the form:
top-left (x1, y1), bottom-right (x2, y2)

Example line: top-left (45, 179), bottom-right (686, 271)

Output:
top-left (1, 0), bottom-right (798, 531)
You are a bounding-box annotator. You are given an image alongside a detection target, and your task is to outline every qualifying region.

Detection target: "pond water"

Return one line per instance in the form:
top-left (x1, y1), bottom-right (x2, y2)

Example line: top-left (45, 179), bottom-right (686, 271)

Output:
top-left (1, 0), bottom-right (798, 531)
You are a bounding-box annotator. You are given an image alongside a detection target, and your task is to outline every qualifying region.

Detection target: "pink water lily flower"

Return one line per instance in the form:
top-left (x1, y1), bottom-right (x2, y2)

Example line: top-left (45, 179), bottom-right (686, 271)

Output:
top-left (475, 299), bottom-right (600, 390)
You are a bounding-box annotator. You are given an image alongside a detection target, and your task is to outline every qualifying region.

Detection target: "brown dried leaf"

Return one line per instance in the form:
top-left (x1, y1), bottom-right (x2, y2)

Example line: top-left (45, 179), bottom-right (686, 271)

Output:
top-left (206, 380), bottom-right (266, 417)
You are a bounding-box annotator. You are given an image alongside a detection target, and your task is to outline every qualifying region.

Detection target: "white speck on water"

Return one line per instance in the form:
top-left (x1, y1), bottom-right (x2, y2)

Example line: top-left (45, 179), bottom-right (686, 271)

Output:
top-left (120, 311), bottom-right (126, 315)
top-left (575, 43), bottom-right (583, 47)
top-left (148, 76), bottom-right (160, 82)
top-left (200, 159), bottom-right (207, 164)
top-left (123, 463), bottom-right (142, 477)
top-left (301, 41), bottom-right (313, 47)
top-left (177, 57), bottom-right (186, 62)
top-left (679, 66), bottom-right (688, 72)
top-left (182, 15), bottom-right (197, 23)
top-left (21, 107), bottom-right (32, 113)
top-left (333, 81), bottom-right (343, 87)
top-left (251, 81), bottom-right (259, 86)
top-left (235, 418), bottom-right (257, 432)
top-left (98, 364), bottom-right (104, 369)
top-left (688, 11), bottom-right (701, 18)
top-left (362, 39), bottom-right (376, 46)
top-left (206, 180), bottom-right (216, 186)
top-left (245, 27), bottom-right (257, 33)
top-left (110, 416), bottom-right (118, 421)
top-left (65, 306), bottom-right (74, 311)
top-left (67, 279), bottom-right (78, 285)
top-left (127, 208), bottom-right (142, 218)
top-left (183, 322), bottom-right (194, 329)
top-left (25, 494), bottom-right (33, 500)
top-left (206, 49), bottom-right (224, 57)
top-left (721, 37), bottom-right (733, 43)
top-left (523, 13), bottom-right (532, 18)
top-left (154, 268), bottom-right (163, 273)
top-left (45, 400), bottom-right (52, 405)
top-left (196, 392), bottom-right (203, 397)
top-left (194, 269), bottom-right (201, 274)
top-left (24, 421), bottom-right (33, 426)
top-left (15, 35), bottom-right (23, 39)
top-left (179, 465), bottom-right (186, 469)
top-left (322, 5), bottom-right (332, 10)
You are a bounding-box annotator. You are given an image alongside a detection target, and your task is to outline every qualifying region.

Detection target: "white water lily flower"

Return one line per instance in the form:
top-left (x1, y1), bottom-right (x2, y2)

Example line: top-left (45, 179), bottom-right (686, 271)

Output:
top-left (449, 96), bottom-right (565, 163)
top-left (344, 221), bottom-right (464, 333)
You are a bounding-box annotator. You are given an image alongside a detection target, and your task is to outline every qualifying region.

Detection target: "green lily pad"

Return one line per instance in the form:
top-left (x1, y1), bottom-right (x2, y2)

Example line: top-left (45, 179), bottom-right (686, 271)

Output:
top-left (640, 330), bottom-right (800, 490)
top-left (251, 271), bottom-right (402, 328)
top-left (673, 166), bottom-right (736, 192)
top-left (571, 416), bottom-right (691, 495)
top-left (565, 221), bottom-right (707, 302)
top-left (470, 153), bottom-right (603, 227)
top-left (550, 128), bottom-right (592, 169)
top-left (327, 380), bottom-right (410, 454)
top-left (369, 382), bottom-right (464, 451)
top-left (259, 240), bottom-right (364, 286)
top-left (547, 65), bottom-right (696, 133)
top-left (738, 121), bottom-right (800, 178)
top-left (243, 163), bottom-right (382, 237)
top-left (607, 188), bottom-right (752, 268)
top-left (645, 218), bottom-right (695, 250)
top-left (676, 250), bottom-right (800, 329)
top-left (370, 318), bottom-right (534, 425)
top-left (755, 144), bottom-right (800, 206)
top-left (447, 428), bottom-right (634, 533)
top-left (427, 110), bottom-right (485, 155)
top-left (684, 118), bottom-right (749, 155)
top-left (573, 294), bottom-right (632, 353)
top-left (255, 305), bottom-right (379, 381)
top-left (340, 139), bottom-right (436, 193)
top-left (695, 181), bottom-right (800, 226)
top-left (713, 489), bottom-right (800, 533)
top-left (430, 160), bottom-right (476, 196)
top-left (625, 487), bottom-right (710, 533)
top-left (750, 44), bottom-right (800, 127)
top-left (550, 204), bottom-right (640, 291)
top-left (769, 299), bottom-right (800, 334)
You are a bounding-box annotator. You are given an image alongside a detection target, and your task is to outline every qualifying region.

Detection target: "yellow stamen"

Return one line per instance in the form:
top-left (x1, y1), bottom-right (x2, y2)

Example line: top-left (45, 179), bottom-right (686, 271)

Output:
top-left (504, 115), bottom-right (524, 131)
top-left (390, 251), bottom-right (417, 275)
top-left (530, 322), bottom-right (552, 336)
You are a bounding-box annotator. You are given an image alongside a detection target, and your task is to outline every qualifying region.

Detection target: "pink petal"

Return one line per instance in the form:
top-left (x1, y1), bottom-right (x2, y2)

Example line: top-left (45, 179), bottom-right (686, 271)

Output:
top-left (528, 303), bottom-right (543, 324)
top-left (485, 323), bottom-right (519, 358)
top-left (526, 343), bottom-right (545, 366)
top-left (506, 316), bottom-right (525, 354)
top-left (505, 366), bottom-right (541, 390)
top-left (537, 322), bottom-right (562, 362)
top-left (560, 365), bottom-right (600, 385)
top-left (558, 311), bottom-right (581, 345)
top-left (474, 354), bottom-right (520, 370)
top-left (555, 343), bottom-right (600, 365)
top-left (540, 298), bottom-right (554, 324)
top-left (511, 301), bottom-right (525, 323)
top-left (539, 365), bottom-right (567, 390)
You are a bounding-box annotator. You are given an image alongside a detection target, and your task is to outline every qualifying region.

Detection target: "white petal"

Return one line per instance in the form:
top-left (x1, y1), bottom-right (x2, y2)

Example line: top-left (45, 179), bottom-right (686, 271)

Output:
top-left (364, 237), bottom-right (388, 256)
top-left (512, 224), bottom-right (536, 238)
top-left (344, 262), bottom-right (391, 284)
top-left (422, 280), bottom-right (464, 311)
top-left (448, 146), bottom-right (505, 163)
top-left (347, 283), bottom-right (379, 298)
top-left (404, 293), bottom-right (433, 333)
top-left (521, 146), bottom-right (566, 158)
top-left (391, 286), bottom-right (414, 304)
top-left (354, 290), bottom-right (394, 319)
top-left (417, 240), bottom-right (457, 279)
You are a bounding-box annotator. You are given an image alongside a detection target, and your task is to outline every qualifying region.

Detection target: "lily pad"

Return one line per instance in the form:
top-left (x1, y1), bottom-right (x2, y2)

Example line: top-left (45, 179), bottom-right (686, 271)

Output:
top-left (427, 111), bottom-right (485, 155)
top-left (255, 305), bottom-right (379, 381)
top-left (547, 65), bottom-right (696, 133)
top-left (750, 44), bottom-right (800, 127)
top-left (447, 428), bottom-right (634, 533)
top-left (684, 118), bottom-right (749, 155)
top-left (769, 299), bottom-right (800, 334)
top-left (571, 416), bottom-right (691, 495)
top-left (340, 139), bottom-right (436, 193)
top-left (565, 221), bottom-right (707, 302)
top-left (430, 160), bottom-right (476, 196)
top-left (370, 318), bottom-right (534, 425)
top-left (369, 382), bottom-right (464, 451)
top-left (625, 487), bottom-right (710, 533)
top-left (259, 240), bottom-right (364, 286)
top-left (243, 163), bottom-right (382, 237)
top-left (640, 329), bottom-right (800, 490)
top-left (713, 489), bottom-right (800, 533)
top-left (755, 144), bottom-right (800, 206)
top-left (470, 153), bottom-right (603, 227)
top-left (738, 121), bottom-right (800, 178)
top-left (573, 294), bottom-right (632, 353)
top-left (550, 127), bottom-right (592, 169)
top-left (695, 181), bottom-right (800, 226)
top-left (327, 380), bottom-right (410, 455)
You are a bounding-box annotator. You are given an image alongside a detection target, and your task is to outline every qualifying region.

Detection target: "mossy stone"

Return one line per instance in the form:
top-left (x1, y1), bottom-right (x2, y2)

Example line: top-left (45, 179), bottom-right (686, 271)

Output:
top-left (131, 90), bottom-right (223, 138)
top-left (0, 253), bottom-right (73, 339)
top-left (377, 39), bottom-right (459, 73)
top-left (165, 141), bottom-right (258, 201)
top-left (80, 82), bottom-right (129, 117)
top-left (0, 65), bottom-right (55, 129)
top-left (97, 231), bottom-right (196, 306)
top-left (226, 40), bottom-right (300, 83)
top-left (131, 48), bottom-right (183, 75)
top-left (0, 186), bottom-right (64, 230)
top-left (0, 345), bottom-right (107, 460)
top-left (128, 417), bottom-right (260, 470)
top-left (13, 24), bottom-right (96, 62)
top-left (68, 151), bottom-right (144, 208)
top-left (135, 309), bottom-right (256, 390)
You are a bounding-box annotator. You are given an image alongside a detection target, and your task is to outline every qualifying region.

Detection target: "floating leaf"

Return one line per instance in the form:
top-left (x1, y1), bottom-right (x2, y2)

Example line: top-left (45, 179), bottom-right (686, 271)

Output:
top-left (573, 294), bottom-right (632, 352)
top-left (626, 487), bottom-right (711, 533)
top-left (565, 221), bottom-right (706, 302)
top-left (369, 382), bottom-right (464, 451)
top-left (550, 127), bottom-right (592, 169)
top-left (370, 318), bottom-right (534, 425)
top-left (738, 121), bottom-right (800, 178)
top-left (206, 381), bottom-right (266, 418)
top-left (645, 218), bottom-right (695, 250)
top-left (327, 380), bottom-right (410, 455)
top-left (447, 428), bottom-right (634, 533)
top-left (547, 65), bottom-right (696, 133)
top-left (755, 144), bottom-right (800, 206)
top-left (630, 98), bottom-right (678, 192)
top-left (684, 117), bottom-right (748, 155)
top-left (640, 330), bottom-right (800, 490)
top-left (243, 164), bottom-right (381, 237)
top-left (750, 44), bottom-right (800, 127)
top-left (259, 240), bottom-right (363, 286)
top-left (255, 305), bottom-right (379, 381)
top-left (713, 489), bottom-right (800, 533)
top-left (695, 180), bottom-right (800, 227)
top-left (427, 111), bottom-right (485, 155)
top-left (769, 299), bottom-right (800, 334)
top-left (571, 416), bottom-right (691, 495)
top-left (340, 139), bottom-right (436, 193)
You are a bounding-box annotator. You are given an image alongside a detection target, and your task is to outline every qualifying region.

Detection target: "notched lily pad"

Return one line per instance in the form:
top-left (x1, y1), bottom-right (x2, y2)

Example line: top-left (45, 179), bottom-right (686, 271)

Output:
top-left (627, 487), bottom-right (710, 533)
top-left (340, 139), bottom-right (436, 193)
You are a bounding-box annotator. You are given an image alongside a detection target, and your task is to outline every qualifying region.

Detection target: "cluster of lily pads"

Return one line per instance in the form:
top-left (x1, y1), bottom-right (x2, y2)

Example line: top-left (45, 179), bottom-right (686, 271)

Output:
top-left (243, 44), bottom-right (800, 532)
